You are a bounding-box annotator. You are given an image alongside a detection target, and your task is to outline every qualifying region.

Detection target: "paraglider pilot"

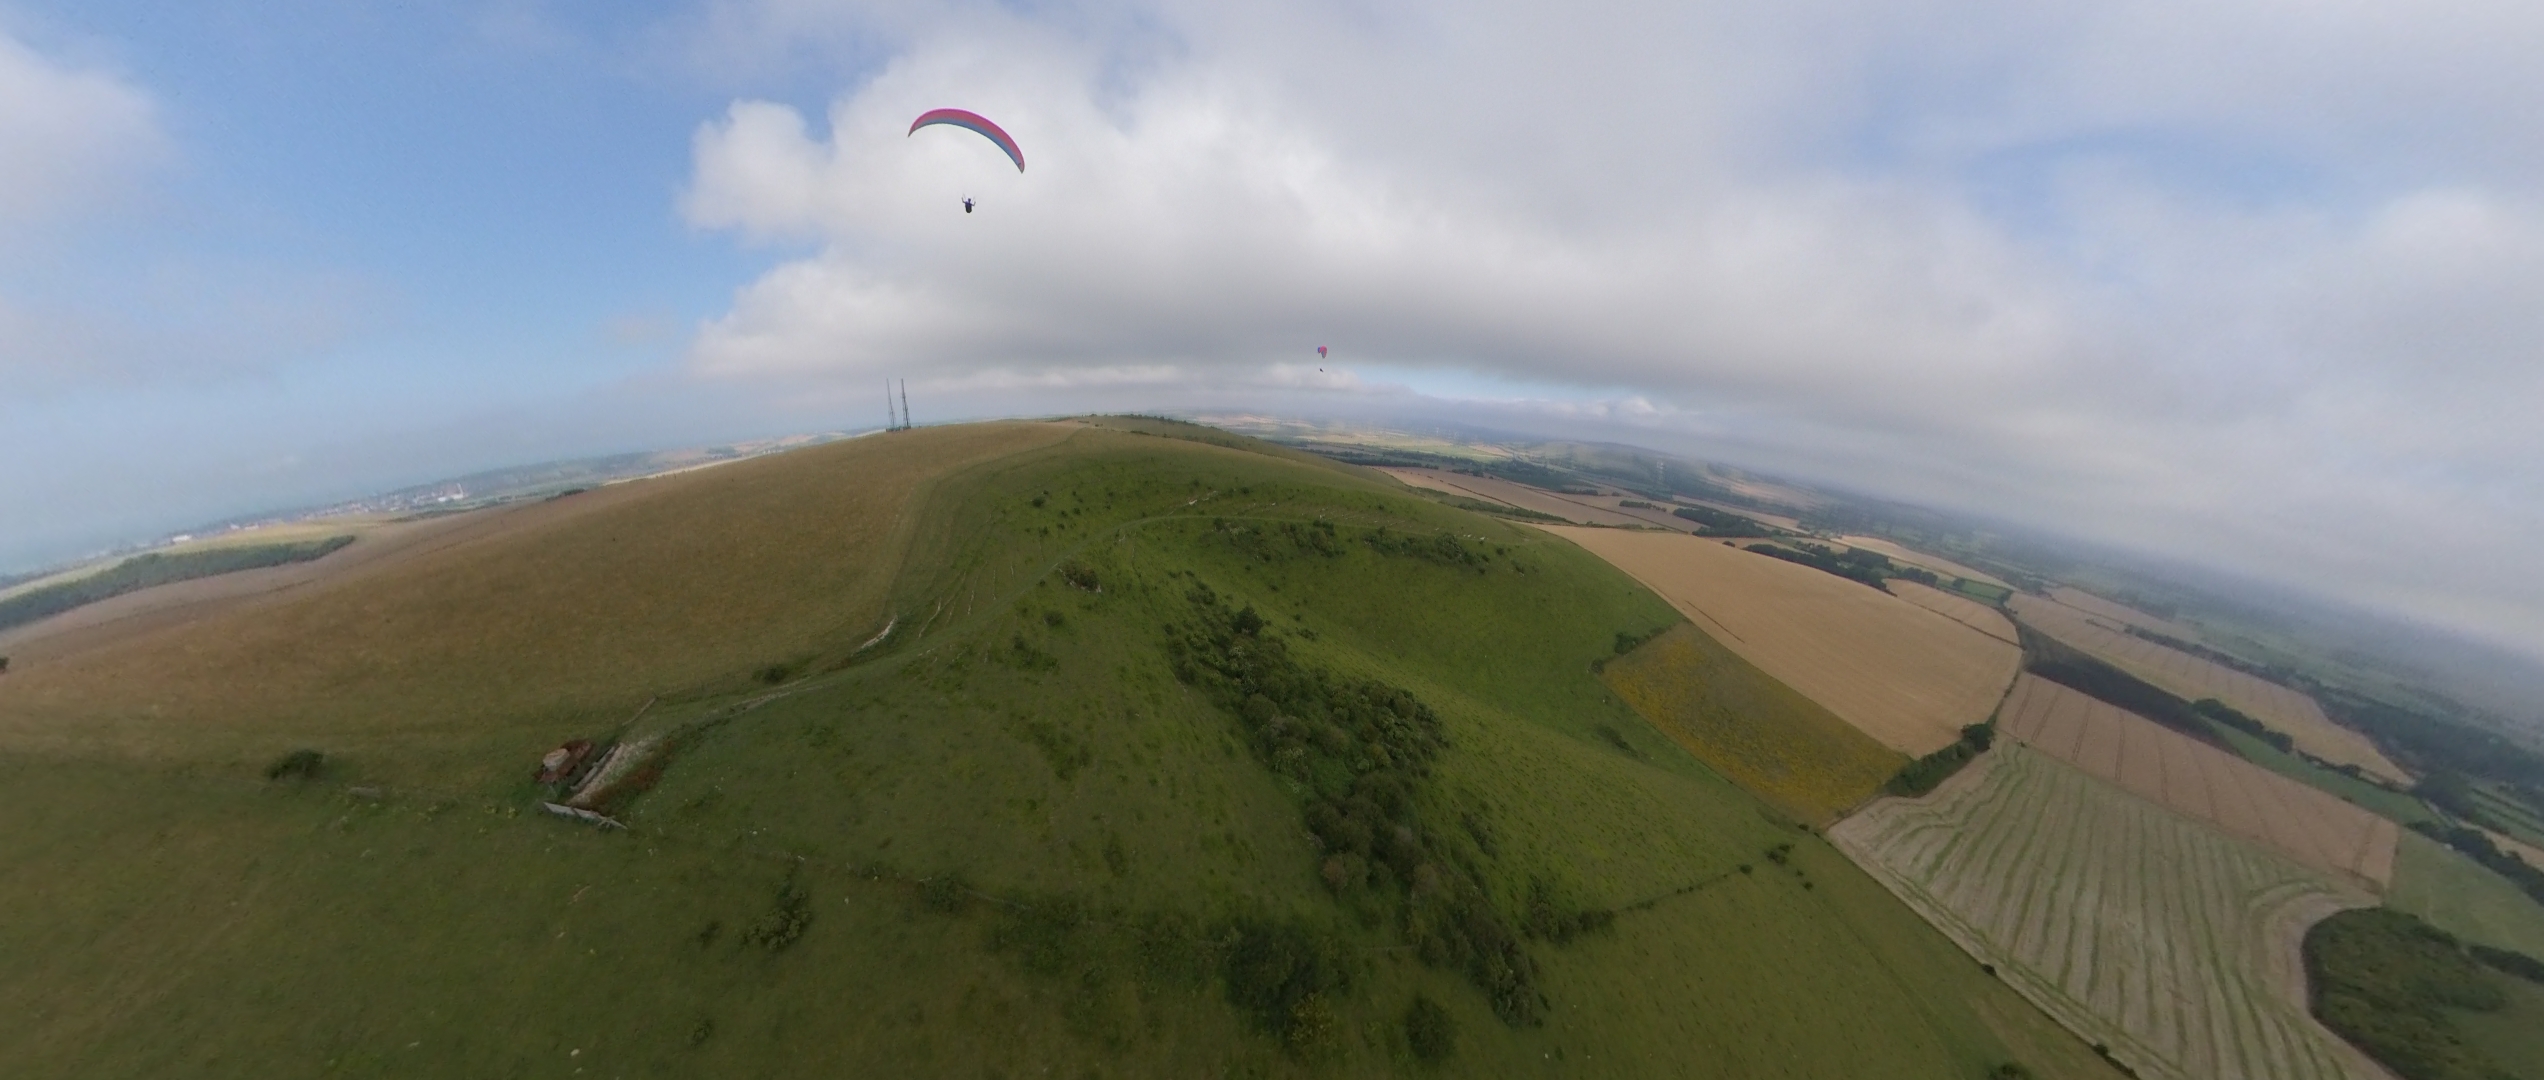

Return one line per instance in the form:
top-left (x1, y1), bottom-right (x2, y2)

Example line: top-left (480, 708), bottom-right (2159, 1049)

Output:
top-left (963, 197), bottom-right (975, 214)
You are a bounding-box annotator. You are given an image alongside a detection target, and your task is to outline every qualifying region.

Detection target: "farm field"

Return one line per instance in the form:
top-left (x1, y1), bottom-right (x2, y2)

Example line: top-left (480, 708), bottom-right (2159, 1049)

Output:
top-left (2210, 727), bottom-right (2434, 826)
top-left (1833, 536), bottom-right (2009, 589)
top-left (1995, 675), bottom-right (2398, 887)
top-left (1891, 581), bottom-right (2019, 645)
top-left (2046, 587), bottom-right (2204, 641)
top-left (2009, 593), bottom-right (2408, 783)
top-left (2386, 830), bottom-right (2544, 963)
top-left (1548, 526), bottom-right (2019, 756)
top-left (1602, 623), bottom-right (1905, 824)
top-left (0, 420), bottom-right (2120, 1079)
top-left (1832, 745), bottom-right (2385, 1080)
top-left (1375, 467), bottom-right (1651, 526)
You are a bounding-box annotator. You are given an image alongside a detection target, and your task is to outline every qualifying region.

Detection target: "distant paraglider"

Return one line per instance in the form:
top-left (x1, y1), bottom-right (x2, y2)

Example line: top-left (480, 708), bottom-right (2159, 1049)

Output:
top-left (1317, 345), bottom-right (1328, 359)
top-left (963, 197), bottom-right (975, 214)
top-left (909, 108), bottom-right (1025, 172)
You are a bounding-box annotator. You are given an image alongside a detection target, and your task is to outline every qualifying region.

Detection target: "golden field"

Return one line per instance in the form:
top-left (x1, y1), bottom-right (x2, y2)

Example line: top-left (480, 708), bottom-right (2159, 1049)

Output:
top-left (1996, 674), bottom-right (2398, 887)
top-left (1601, 623), bottom-right (1906, 824)
top-left (1549, 526), bottom-right (2020, 756)
top-left (2010, 594), bottom-right (2408, 782)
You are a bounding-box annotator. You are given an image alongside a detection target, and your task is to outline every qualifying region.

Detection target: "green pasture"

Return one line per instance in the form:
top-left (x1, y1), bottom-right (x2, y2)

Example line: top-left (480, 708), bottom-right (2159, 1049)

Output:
top-left (0, 422), bottom-right (2113, 1078)
top-left (2389, 831), bottom-right (2544, 958)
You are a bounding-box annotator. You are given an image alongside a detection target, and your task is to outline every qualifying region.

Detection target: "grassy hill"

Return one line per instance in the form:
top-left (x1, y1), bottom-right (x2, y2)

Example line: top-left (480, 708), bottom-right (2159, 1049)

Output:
top-left (0, 420), bottom-right (2114, 1077)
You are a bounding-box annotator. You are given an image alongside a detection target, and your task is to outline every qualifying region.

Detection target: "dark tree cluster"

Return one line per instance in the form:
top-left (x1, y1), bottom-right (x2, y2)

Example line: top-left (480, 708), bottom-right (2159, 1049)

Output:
top-left (2019, 629), bottom-right (2236, 752)
top-left (1670, 504), bottom-right (1773, 538)
top-left (1167, 583), bottom-right (1550, 1027)
top-left (1743, 543), bottom-right (1890, 590)
top-left (2303, 908), bottom-right (2519, 1080)
top-left (1887, 722), bottom-right (1997, 797)
top-left (1362, 526), bottom-right (1488, 569)
top-left (2190, 698), bottom-right (2296, 753)
top-left (1211, 517), bottom-right (1347, 563)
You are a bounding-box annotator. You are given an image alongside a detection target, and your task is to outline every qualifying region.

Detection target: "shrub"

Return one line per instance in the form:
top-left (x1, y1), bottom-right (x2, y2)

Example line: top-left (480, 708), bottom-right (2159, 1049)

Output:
top-left (1404, 994), bottom-right (1458, 1063)
top-left (1059, 559), bottom-right (1101, 592)
top-left (741, 882), bottom-right (811, 952)
top-left (264, 749), bottom-right (325, 781)
top-left (918, 873), bottom-right (973, 914)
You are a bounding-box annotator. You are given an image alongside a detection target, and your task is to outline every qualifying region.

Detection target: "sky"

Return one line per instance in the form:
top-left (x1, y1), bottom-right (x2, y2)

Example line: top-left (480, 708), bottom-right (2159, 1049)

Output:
top-left (4, 1), bottom-right (2542, 662)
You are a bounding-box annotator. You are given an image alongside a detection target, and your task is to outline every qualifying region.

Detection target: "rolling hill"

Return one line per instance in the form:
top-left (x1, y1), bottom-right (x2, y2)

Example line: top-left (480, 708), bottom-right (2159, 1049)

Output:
top-left (0, 419), bottom-right (2115, 1077)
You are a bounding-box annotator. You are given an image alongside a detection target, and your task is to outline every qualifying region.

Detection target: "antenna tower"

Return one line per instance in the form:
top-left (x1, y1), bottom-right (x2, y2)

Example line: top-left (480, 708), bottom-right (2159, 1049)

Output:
top-left (900, 380), bottom-right (911, 430)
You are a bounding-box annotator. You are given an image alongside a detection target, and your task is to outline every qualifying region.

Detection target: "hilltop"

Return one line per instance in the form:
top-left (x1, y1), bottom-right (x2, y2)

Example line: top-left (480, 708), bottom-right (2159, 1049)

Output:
top-left (0, 418), bottom-right (2111, 1077)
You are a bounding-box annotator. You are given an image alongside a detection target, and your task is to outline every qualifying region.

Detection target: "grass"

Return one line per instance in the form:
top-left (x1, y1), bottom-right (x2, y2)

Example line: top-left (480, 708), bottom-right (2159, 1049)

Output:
top-left (0, 534), bottom-right (354, 633)
top-left (1599, 623), bottom-right (1906, 824)
top-left (0, 422), bottom-right (2122, 1078)
top-left (2453, 970), bottom-right (2544, 1080)
top-left (2213, 725), bottom-right (2435, 825)
top-left (2388, 831), bottom-right (2544, 957)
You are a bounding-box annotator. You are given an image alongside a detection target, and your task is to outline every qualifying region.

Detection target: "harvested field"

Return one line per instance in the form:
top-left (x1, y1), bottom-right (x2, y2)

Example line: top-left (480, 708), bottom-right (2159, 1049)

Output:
top-left (2047, 587), bottom-right (2202, 640)
top-left (1890, 582), bottom-right (2018, 645)
top-left (1832, 746), bottom-right (2385, 1080)
top-left (1550, 526), bottom-right (2019, 756)
top-left (2010, 594), bottom-right (2407, 783)
top-left (1602, 623), bottom-right (1906, 824)
top-left (1996, 675), bottom-right (2398, 887)
top-left (1834, 536), bottom-right (2008, 588)
top-left (1376, 467), bottom-right (1652, 526)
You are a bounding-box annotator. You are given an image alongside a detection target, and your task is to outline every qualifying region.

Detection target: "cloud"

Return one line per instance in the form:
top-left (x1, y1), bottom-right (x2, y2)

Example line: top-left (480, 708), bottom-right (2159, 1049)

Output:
top-left (0, 28), bottom-right (163, 233)
top-left (677, 1), bottom-right (2544, 660)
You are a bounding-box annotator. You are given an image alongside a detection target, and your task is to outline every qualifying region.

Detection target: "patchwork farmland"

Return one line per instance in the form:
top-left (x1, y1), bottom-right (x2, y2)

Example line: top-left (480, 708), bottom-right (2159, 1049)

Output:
top-left (2046, 587), bottom-right (2203, 640)
top-left (1831, 746), bottom-right (2385, 1080)
top-left (1550, 526), bottom-right (2018, 755)
top-left (1603, 623), bottom-right (1906, 824)
top-left (1890, 581), bottom-right (2019, 645)
top-left (1995, 675), bottom-right (2398, 887)
top-left (2009, 594), bottom-right (2407, 782)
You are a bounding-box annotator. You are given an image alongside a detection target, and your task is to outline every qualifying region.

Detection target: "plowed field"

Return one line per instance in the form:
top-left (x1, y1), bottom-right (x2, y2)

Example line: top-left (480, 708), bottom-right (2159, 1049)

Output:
top-left (1832, 746), bottom-right (2385, 1080)
top-left (2009, 595), bottom-right (2406, 783)
top-left (1996, 675), bottom-right (2398, 887)
top-left (1549, 527), bottom-right (2019, 756)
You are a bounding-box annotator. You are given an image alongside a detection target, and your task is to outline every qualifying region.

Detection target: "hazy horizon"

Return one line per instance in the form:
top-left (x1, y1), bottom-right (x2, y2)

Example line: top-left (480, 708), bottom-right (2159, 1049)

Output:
top-left (7, 2), bottom-right (2542, 665)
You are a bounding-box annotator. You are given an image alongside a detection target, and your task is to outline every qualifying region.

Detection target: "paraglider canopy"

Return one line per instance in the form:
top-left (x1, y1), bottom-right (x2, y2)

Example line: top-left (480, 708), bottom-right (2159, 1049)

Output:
top-left (1317, 345), bottom-right (1328, 359)
top-left (908, 108), bottom-right (1025, 172)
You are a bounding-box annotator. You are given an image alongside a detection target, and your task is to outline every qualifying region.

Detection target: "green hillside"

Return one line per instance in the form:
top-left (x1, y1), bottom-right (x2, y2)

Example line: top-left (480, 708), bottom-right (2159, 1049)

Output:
top-left (0, 420), bottom-right (2112, 1077)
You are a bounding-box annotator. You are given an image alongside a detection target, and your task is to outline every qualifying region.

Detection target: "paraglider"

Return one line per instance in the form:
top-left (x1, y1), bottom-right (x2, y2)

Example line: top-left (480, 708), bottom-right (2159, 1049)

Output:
top-left (908, 108), bottom-right (1025, 172)
top-left (963, 197), bottom-right (975, 214)
top-left (1317, 345), bottom-right (1328, 359)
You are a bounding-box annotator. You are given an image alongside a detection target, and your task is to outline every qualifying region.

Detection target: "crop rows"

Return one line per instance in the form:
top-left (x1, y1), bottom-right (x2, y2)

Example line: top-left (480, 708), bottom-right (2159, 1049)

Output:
top-left (1831, 746), bottom-right (2385, 1080)
top-left (1996, 674), bottom-right (2398, 887)
top-left (2008, 595), bottom-right (2405, 782)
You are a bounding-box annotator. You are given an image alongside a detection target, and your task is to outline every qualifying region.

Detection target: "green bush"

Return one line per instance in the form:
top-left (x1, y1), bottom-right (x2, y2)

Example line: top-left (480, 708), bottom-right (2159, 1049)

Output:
top-left (263, 749), bottom-right (325, 781)
top-left (1405, 994), bottom-right (1458, 1064)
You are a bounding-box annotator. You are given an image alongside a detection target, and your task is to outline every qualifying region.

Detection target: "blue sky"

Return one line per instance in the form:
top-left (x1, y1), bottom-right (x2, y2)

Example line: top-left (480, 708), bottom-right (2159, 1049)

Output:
top-left (6, 1), bottom-right (2543, 664)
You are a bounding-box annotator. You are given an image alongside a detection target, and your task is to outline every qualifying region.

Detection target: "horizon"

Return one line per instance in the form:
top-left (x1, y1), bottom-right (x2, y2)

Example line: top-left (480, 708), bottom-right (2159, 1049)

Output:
top-left (8, 2), bottom-right (2542, 664)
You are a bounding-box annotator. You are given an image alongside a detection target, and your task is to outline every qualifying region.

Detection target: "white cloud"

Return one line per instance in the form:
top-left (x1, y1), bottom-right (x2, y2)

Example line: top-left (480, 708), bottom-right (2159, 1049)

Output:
top-left (678, 1), bottom-right (2544, 660)
top-left (0, 28), bottom-right (163, 233)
